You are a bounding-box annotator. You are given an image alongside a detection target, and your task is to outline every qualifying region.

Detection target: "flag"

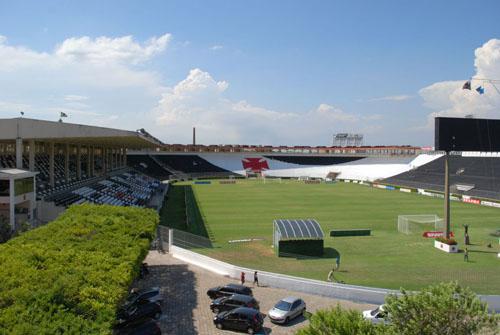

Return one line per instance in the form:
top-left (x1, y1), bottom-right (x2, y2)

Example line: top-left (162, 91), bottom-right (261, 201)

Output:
top-left (20, 111), bottom-right (24, 116)
top-left (462, 81), bottom-right (471, 90)
top-left (476, 86), bottom-right (485, 95)
top-left (60, 112), bottom-right (68, 118)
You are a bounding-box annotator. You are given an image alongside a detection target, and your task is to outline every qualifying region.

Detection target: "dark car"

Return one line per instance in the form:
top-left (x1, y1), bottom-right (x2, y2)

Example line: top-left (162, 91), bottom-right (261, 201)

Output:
top-left (123, 287), bottom-right (163, 308)
top-left (207, 284), bottom-right (253, 300)
top-left (213, 307), bottom-right (264, 334)
top-left (115, 318), bottom-right (161, 335)
top-left (210, 294), bottom-right (260, 313)
top-left (117, 302), bottom-right (162, 326)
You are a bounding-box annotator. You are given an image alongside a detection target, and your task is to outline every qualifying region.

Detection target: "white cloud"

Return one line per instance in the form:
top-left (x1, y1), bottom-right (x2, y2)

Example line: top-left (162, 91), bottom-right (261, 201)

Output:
top-left (0, 34), bottom-right (384, 145)
top-left (64, 94), bottom-right (88, 102)
top-left (154, 69), bottom-right (382, 145)
top-left (419, 39), bottom-right (500, 128)
top-left (210, 45), bottom-right (223, 51)
top-left (54, 34), bottom-right (171, 65)
top-left (0, 33), bottom-right (169, 128)
top-left (368, 94), bottom-right (413, 102)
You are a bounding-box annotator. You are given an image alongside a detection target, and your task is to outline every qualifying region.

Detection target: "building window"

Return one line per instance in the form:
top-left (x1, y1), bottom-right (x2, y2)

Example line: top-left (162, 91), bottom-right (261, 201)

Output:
top-left (14, 178), bottom-right (34, 196)
top-left (0, 180), bottom-right (9, 196)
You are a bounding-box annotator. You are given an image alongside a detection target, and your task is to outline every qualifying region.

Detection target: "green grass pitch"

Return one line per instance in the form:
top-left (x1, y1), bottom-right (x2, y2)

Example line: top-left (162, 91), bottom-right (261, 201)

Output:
top-left (163, 179), bottom-right (500, 294)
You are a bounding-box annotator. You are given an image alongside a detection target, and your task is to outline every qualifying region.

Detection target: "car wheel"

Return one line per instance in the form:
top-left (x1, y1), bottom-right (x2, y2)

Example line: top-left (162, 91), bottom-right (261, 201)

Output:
top-left (247, 327), bottom-right (254, 334)
top-left (216, 323), bottom-right (223, 330)
top-left (213, 307), bottom-right (219, 313)
top-left (284, 317), bottom-right (289, 324)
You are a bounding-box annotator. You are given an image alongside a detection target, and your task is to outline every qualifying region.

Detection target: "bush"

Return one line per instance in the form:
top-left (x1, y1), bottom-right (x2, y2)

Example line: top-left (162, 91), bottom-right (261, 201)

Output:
top-left (0, 204), bottom-right (158, 334)
top-left (384, 282), bottom-right (499, 335)
top-left (296, 305), bottom-right (390, 335)
top-left (0, 216), bottom-right (12, 243)
top-left (435, 237), bottom-right (457, 245)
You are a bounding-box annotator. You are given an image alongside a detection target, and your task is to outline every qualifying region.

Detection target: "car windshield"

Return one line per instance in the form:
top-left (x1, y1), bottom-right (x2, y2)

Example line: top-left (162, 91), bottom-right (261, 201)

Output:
top-left (370, 307), bottom-right (381, 316)
top-left (274, 300), bottom-right (292, 311)
top-left (125, 293), bottom-right (138, 304)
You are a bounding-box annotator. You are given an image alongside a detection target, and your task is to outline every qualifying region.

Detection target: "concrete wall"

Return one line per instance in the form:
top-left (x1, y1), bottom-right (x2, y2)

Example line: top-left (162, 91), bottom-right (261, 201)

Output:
top-left (170, 245), bottom-right (393, 305)
top-left (170, 245), bottom-right (500, 311)
top-left (37, 200), bottom-right (65, 224)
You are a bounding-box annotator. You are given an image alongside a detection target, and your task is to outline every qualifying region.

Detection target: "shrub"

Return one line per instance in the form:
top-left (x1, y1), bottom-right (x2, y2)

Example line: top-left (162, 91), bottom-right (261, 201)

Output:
top-left (435, 237), bottom-right (457, 245)
top-left (0, 215), bottom-right (12, 243)
top-left (296, 305), bottom-right (390, 335)
top-left (0, 204), bottom-right (158, 335)
top-left (384, 282), bottom-right (499, 335)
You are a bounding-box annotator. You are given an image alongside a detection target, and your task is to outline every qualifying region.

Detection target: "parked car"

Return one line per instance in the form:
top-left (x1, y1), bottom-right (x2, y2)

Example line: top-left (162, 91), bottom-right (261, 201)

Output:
top-left (117, 302), bottom-right (162, 326)
top-left (207, 284), bottom-right (253, 300)
top-left (213, 307), bottom-right (264, 334)
top-left (362, 305), bottom-right (388, 324)
top-left (210, 294), bottom-right (260, 313)
top-left (267, 297), bottom-right (306, 324)
top-left (115, 318), bottom-right (161, 335)
top-left (123, 287), bottom-right (163, 308)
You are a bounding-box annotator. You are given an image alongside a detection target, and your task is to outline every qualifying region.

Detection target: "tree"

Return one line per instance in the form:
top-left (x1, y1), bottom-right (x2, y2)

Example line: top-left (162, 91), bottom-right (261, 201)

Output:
top-left (0, 215), bottom-right (12, 243)
top-left (296, 305), bottom-right (389, 335)
top-left (384, 282), bottom-right (499, 335)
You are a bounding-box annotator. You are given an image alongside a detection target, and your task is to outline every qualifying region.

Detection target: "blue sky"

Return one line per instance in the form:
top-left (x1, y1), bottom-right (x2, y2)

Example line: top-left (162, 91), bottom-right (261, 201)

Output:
top-left (1, 1), bottom-right (500, 146)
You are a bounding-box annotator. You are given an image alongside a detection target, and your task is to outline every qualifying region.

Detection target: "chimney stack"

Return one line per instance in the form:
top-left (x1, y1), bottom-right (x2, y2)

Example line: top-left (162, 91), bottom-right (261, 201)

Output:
top-left (193, 127), bottom-right (196, 146)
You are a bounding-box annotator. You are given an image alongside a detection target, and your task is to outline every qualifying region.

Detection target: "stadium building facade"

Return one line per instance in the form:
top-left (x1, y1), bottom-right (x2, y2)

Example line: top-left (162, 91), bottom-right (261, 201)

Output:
top-left (0, 118), bottom-right (161, 229)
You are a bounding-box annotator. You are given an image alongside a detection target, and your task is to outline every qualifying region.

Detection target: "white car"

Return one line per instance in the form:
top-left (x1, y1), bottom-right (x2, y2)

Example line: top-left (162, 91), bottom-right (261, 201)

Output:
top-left (362, 305), bottom-right (388, 324)
top-left (267, 297), bottom-right (306, 324)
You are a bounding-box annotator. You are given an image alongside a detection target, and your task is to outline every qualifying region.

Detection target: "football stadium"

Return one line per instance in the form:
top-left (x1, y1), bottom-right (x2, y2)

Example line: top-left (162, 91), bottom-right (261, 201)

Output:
top-left (2, 2), bottom-right (500, 334)
top-left (1, 115), bottom-right (499, 333)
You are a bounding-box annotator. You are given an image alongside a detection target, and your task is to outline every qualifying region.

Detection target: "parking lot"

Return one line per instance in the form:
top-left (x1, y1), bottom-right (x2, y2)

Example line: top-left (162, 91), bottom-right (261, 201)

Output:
top-left (136, 251), bottom-right (375, 335)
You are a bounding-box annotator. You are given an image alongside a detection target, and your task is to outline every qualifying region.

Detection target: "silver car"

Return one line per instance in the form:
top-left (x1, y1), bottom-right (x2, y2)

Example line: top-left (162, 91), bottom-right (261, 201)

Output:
top-left (267, 297), bottom-right (306, 324)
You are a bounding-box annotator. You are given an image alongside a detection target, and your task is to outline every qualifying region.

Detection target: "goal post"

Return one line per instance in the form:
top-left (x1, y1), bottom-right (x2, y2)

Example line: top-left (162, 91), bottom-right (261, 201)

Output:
top-left (397, 215), bottom-right (445, 235)
top-left (262, 175), bottom-right (282, 184)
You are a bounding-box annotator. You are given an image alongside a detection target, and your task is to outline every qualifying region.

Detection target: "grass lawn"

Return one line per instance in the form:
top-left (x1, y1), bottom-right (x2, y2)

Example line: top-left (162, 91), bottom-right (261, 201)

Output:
top-left (164, 179), bottom-right (500, 294)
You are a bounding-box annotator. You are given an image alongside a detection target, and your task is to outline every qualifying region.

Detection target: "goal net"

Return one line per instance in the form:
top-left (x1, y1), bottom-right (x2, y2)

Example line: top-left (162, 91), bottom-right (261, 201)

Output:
top-left (262, 175), bottom-right (282, 184)
top-left (397, 215), bottom-right (445, 234)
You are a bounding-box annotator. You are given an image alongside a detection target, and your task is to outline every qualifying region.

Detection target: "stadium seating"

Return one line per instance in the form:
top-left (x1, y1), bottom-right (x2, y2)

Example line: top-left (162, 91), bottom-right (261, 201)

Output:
top-left (0, 154), bottom-right (16, 169)
top-left (383, 155), bottom-right (500, 200)
top-left (46, 171), bottom-right (163, 208)
top-left (155, 155), bottom-right (231, 174)
top-left (126, 155), bottom-right (172, 180)
top-left (127, 154), bottom-right (233, 179)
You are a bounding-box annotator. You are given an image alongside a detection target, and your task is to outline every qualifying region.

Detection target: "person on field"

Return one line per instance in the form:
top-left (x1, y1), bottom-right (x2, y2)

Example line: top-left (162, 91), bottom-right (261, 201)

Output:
top-left (335, 255), bottom-right (341, 270)
top-left (327, 267), bottom-right (335, 283)
top-left (253, 271), bottom-right (259, 287)
top-left (240, 271), bottom-right (245, 285)
top-left (464, 248), bottom-right (469, 262)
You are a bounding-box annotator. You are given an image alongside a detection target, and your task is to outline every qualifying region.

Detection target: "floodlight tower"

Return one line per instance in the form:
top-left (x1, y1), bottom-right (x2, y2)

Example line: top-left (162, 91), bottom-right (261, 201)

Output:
top-left (443, 151), bottom-right (451, 239)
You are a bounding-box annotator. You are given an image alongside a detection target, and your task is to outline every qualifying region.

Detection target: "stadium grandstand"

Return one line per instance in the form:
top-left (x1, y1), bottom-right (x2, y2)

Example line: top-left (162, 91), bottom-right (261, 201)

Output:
top-left (383, 152), bottom-right (500, 200)
top-left (0, 117), bottom-right (165, 230)
top-left (127, 149), bottom-right (438, 182)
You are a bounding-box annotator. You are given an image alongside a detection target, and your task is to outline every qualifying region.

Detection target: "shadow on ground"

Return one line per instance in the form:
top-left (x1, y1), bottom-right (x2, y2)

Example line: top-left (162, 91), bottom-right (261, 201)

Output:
top-left (282, 247), bottom-right (341, 260)
top-left (134, 264), bottom-right (198, 335)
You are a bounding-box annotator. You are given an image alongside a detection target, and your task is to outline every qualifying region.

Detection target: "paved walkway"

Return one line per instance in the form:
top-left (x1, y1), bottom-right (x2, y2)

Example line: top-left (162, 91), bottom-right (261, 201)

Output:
top-left (137, 251), bottom-right (375, 335)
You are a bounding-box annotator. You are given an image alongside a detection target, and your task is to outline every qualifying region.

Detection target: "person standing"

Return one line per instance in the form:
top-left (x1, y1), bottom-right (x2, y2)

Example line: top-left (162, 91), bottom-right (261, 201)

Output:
top-left (253, 271), bottom-right (259, 287)
top-left (240, 271), bottom-right (245, 285)
top-left (335, 255), bottom-right (341, 270)
top-left (327, 267), bottom-right (335, 283)
top-left (464, 248), bottom-right (469, 262)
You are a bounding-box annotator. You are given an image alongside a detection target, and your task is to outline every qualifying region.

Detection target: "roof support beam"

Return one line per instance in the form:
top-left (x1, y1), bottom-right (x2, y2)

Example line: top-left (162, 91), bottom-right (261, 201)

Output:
top-left (15, 138), bottom-right (23, 169)
top-left (28, 140), bottom-right (35, 172)
top-left (49, 142), bottom-right (54, 188)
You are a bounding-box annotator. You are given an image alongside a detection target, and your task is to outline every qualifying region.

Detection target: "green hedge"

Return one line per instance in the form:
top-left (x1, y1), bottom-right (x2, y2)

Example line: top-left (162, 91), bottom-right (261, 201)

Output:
top-left (330, 229), bottom-right (371, 237)
top-left (0, 204), bottom-right (158, 335)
